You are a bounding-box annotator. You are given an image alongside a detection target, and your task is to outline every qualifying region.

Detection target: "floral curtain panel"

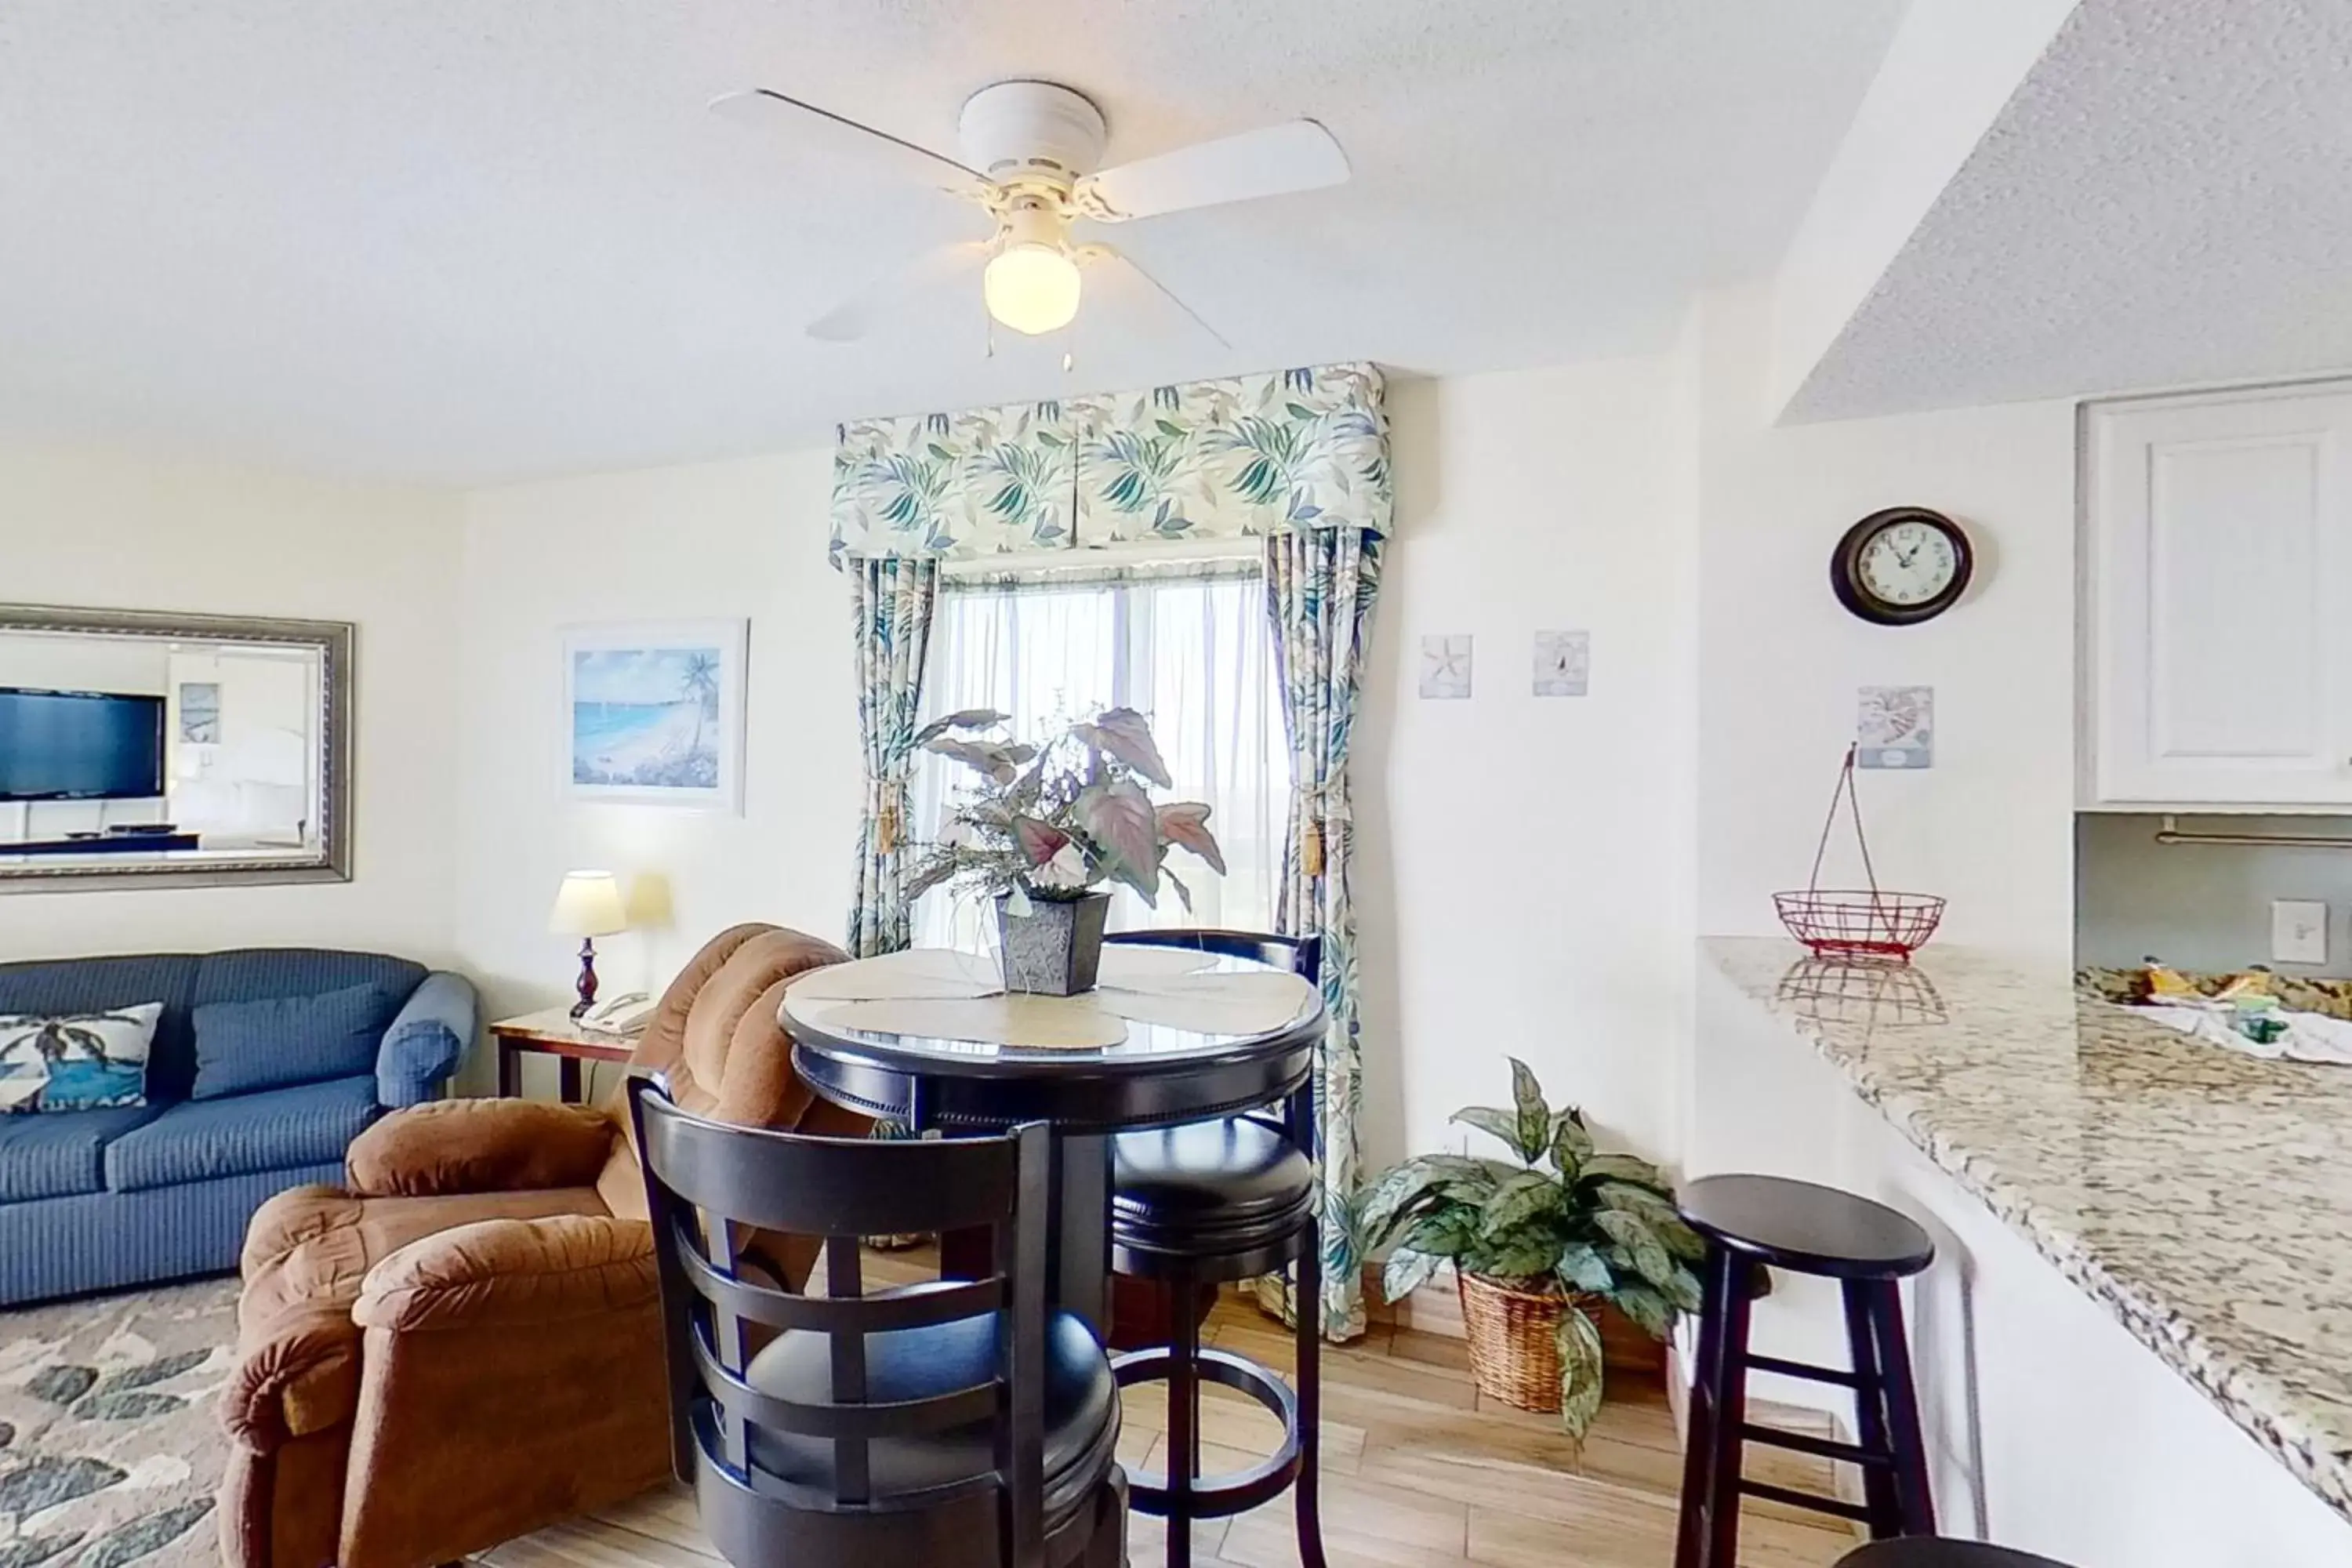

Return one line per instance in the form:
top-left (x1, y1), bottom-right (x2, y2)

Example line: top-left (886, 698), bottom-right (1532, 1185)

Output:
top-left (829, 361), bottom-right (1389, 564)
top-left (1256, 525), bottom-right (1384, 1341)
top-left (846, 556), bottom-right (941, 958)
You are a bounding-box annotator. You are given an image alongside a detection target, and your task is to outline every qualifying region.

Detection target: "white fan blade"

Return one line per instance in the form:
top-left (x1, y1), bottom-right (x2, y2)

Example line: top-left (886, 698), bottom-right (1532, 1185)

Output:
top-left (1076, 245), bottom-right (1230, 349)
top-left (711, 89), bottom-right (992, 201)
top-left (808, 241), bottom-right (989, 343)
top-left (1076, 119), bottom-right (1348, 222)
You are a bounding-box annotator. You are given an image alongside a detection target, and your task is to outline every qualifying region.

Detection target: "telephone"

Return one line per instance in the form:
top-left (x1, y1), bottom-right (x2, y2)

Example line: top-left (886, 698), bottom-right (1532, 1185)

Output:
top-left (579, 991), bottom-right (655, 1036)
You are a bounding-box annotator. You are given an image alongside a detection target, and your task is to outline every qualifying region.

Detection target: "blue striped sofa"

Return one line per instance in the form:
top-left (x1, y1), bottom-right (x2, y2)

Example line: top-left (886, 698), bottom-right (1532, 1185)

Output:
top-left (0, 947), bottom-right (474, 1305)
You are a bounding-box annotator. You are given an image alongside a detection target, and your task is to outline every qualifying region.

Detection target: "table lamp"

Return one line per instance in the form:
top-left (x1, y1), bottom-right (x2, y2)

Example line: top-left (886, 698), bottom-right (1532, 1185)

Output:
top-left (548, 870), bottom-right (628, 1018)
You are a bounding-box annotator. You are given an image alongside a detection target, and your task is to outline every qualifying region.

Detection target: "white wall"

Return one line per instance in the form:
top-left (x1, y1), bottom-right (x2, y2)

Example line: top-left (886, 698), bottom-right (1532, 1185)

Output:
top-left (1691, 287), bottom-right (2079, 963)
top-left (1368, 361), bottom-right (1695, 1171)
top-left (0, 632), bottom-right (170, 693)
top-left (0, 442), bottom-right (463, 963)
top-left (1364, 293), bottom-right (2083, 1174)
top-left (452, 452), bottom-right (859, 1091)
top-left (163, 648), bottom-right (317, 842)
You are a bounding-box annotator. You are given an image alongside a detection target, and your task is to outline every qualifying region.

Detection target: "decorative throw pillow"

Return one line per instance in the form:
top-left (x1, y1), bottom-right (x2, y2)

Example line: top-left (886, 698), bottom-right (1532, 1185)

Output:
top-left (191, 982), bottom-right (399, 1100)
top-left (0, 1002), bottom-right (163, 1114)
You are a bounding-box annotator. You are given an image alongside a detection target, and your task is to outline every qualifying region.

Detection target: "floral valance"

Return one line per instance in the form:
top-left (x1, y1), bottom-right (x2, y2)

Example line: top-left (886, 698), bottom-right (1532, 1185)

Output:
top-left (829, 361), bottom-right (1391, 564)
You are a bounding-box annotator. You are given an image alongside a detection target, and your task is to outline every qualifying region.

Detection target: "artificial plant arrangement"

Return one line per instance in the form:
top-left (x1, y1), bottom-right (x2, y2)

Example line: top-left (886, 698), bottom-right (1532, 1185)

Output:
top-left (1356, 1058), bottom-right (1705, 1436)
top-left (906, 706), bottom-right (1225, 993)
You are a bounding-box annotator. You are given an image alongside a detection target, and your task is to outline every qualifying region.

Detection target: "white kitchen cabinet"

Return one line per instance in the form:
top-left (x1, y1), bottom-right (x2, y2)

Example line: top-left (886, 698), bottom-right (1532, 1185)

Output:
top-left (2082, 381), bottom-right (2352, 808)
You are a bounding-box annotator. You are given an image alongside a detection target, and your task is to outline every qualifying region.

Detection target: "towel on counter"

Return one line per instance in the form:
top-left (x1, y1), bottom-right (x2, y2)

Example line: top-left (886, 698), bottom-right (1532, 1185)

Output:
top-left (2137, 1002), bottom-right (2352, 1065)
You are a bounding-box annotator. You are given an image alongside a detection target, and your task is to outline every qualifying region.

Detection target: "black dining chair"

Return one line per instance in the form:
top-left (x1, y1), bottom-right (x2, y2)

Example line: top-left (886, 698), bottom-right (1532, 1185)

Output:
top-left (629, 1073), bottom-right (1127, 1568)
top-left (1102, 928), bottom-right (1327, 1568)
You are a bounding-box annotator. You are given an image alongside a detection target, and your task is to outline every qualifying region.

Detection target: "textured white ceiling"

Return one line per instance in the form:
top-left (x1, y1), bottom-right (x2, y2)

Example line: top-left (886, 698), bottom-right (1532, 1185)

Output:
top-left (1786, 0), bottom-right (2352, 421)
top-left (0, 1), bottom-right (1900, 485)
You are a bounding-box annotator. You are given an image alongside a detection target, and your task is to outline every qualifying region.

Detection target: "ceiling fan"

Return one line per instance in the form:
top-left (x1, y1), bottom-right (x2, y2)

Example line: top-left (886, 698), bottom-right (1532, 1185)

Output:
top-left (710, 79), bottom-right (1351, 347)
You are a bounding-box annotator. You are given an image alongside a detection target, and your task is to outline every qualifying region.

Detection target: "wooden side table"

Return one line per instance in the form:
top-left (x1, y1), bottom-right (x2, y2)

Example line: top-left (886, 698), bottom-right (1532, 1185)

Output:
top-left (488, 1007), bottom-right (637, 1103)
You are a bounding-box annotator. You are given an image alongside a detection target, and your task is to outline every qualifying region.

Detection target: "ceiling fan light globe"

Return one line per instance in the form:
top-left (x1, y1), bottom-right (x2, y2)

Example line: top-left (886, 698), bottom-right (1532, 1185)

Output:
top-left (982, 242), bottom-right (1082, 336)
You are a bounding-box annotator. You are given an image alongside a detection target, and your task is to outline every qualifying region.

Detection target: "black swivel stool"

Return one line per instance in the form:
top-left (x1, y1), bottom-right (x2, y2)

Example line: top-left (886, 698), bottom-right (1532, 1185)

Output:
top-left (630, 1075), bottom-right (1127, 1568)
top-left (1838, 1544), bottom-right (2077, 1568)
top-left (1104, 930), bottom-right (1327, 1568)
top-left (1675, 1174), bottom-right (1939, 1568)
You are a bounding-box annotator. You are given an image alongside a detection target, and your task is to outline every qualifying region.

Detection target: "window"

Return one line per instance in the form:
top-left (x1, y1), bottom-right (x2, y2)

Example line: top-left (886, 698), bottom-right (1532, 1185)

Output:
top-left (911, 567), bottom-right (1290, 949)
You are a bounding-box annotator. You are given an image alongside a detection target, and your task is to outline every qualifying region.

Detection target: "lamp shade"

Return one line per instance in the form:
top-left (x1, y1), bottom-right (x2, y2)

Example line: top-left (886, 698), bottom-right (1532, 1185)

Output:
top-left (547, 870), bottom-right (628, 938)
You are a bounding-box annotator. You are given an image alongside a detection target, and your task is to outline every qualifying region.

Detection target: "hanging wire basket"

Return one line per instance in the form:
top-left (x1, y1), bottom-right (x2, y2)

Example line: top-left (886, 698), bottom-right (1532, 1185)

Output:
top-left (1773, 745), bottom-right (1945, 961)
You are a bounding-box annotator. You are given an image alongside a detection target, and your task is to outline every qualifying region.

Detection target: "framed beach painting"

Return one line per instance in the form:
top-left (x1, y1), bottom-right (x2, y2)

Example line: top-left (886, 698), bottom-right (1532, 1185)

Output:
top-left (562, 620), bottom-right (747, 811)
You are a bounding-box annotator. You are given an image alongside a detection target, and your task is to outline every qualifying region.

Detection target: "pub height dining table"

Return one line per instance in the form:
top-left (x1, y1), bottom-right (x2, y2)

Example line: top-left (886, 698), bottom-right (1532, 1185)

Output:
top-left (778, 941), bottom-right (1327, 1337)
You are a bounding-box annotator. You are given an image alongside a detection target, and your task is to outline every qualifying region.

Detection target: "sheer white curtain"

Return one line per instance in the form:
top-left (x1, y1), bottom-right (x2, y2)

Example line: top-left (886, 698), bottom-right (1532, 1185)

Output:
top-left (911, 568), bottom-right (1289, 950)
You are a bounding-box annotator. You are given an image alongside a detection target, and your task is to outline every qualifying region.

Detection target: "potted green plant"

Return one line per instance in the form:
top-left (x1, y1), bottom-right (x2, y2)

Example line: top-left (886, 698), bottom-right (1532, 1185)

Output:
top-left (1356, 1058), bottom-right (1704, 1436)
top-left (907, 706), bottom-right (1225, 996)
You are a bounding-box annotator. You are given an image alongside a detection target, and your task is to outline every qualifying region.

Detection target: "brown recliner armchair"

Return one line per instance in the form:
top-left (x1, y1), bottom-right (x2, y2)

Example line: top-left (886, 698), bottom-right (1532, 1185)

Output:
top-left (218, 924), bottom-right (865, 1568)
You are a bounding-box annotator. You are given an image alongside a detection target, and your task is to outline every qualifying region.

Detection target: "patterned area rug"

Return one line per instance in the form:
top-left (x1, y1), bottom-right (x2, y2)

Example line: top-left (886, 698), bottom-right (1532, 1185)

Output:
top-left (0, 1278), bottom-right (238, 1568)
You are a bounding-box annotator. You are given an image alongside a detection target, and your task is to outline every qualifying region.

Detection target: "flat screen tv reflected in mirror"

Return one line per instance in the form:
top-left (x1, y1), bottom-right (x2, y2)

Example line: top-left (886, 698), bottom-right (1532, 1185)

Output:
top-left (0, 687), bottom-right (167, 801)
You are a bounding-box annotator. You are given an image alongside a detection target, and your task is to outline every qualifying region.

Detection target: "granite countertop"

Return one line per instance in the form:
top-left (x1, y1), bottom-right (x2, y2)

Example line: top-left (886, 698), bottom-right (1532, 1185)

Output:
top-left (1703, 938), bottom-right (2352, 1525)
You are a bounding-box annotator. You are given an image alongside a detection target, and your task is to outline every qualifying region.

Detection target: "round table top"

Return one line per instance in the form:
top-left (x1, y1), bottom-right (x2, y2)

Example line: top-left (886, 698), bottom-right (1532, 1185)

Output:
top-left (782, 945), bottom-right (1326, 1131)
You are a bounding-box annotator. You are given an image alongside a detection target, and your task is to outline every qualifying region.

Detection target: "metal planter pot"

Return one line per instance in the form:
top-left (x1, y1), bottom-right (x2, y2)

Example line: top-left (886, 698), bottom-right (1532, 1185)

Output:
top-left (994, 889), bottom-right (1111, 996)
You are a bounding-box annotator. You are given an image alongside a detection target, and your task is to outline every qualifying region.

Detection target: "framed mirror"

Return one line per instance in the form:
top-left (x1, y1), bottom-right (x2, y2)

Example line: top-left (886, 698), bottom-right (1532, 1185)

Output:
top-left (0, 604), bottom-right (352, 891)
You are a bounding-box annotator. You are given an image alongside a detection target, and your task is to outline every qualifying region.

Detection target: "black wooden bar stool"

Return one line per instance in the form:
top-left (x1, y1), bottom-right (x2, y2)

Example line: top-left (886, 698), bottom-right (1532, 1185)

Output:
top-left (1103, 930), bottom-right (1327, 1568)
top-left (1674, 1174), bottom-right (1939, 1568)
top-left (1838, 1542), bottom-right (2076, 1568)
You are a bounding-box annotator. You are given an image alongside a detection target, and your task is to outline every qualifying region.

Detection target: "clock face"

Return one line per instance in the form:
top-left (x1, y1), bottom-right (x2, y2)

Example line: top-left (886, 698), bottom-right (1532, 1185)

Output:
top-left (1857, 518), bottom-right (1959, 607)
top-left (1831, 507), bottom-right (1973, 625)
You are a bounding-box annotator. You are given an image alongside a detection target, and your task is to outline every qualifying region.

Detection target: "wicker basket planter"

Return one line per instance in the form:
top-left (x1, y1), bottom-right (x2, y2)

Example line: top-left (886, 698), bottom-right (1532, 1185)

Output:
top-left (1359, 1057), bottom-right (1695, 1436)
top-left (1459, 1271), bottom-right (1575, 1413)
top-left (1457, 1271), bottom-right (1664, 1414)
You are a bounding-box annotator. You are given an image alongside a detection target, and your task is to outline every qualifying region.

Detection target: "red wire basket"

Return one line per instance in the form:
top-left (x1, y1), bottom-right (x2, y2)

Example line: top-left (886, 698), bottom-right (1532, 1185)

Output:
top-left (1773, 745), bottom-right (1945, 961)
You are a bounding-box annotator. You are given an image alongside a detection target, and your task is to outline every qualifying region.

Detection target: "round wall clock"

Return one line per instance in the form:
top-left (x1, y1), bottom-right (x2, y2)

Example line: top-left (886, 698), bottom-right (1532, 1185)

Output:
top-left (1830, 506), bottom-right (1973, 626)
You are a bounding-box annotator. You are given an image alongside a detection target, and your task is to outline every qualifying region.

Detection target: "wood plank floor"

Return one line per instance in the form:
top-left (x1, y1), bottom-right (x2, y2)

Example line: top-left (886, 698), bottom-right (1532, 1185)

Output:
top-left (478, 1250), bottom-right (1860, 1568)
